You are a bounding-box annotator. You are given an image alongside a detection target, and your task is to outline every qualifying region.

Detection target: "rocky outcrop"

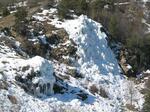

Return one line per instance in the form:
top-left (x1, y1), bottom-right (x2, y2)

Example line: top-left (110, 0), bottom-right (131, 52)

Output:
top-left (15, 56), bottom-right (56, 97)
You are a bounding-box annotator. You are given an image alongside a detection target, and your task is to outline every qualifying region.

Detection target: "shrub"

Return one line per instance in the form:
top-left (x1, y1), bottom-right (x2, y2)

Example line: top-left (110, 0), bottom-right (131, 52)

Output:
top-left (143, 77), bottom-right (150, 112)
top-left (67, 45), bottom-right (77, 56)
top-left (7, 95), bottom-right (18, 104)
top-left (27, 0), bottom-right (38, 8)
top-left (89, 84), bottom-right (108, 98)
top-left (142, 91), bottom-right (150, 112)
top-left (99, 87), bottom-right (108, 98)
top-left (88, 0), bottom-right (105, 20)
top-left (14, 7), bottom-right (28, 34)
top-left (1, 27), bottom-right (12, 36)
top-left (53, 83), bottom-right (65, 94)
top-left (89, 84), bottom-right (99, 95)
top-left (67, 68), bottom-right (83, 78)
top-left (126, 104), bottom-right (136, 111)
top-left (76, 92), bottom-right (88, 101)
top-left (2, 7), bottom-right (10, 17)
top-left (57, 0), bottom-right (88, 19)
top-left (108, 15), bottom-right (118, 39)
top-left (0, 80), bottom-right (8, 90)
top-left (46, 34), bottom-right (61, 45)
top-left (0, 0), bottom-right (15, 8)
top-left (75, 0), bottom-right (88, 15)
top-left (15, 7), bottom-right (27, 22)
top-left (57, 0), bottom-right (70, 19)
top-left (125, 36), bottom-right (150, 73)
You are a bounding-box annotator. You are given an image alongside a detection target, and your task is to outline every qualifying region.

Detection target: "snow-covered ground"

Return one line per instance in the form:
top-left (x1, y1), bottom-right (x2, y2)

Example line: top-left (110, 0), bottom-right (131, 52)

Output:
top-left (50, 14), bottom-right (144, 111)
top-left (0, 7), bottom-right (144, 112)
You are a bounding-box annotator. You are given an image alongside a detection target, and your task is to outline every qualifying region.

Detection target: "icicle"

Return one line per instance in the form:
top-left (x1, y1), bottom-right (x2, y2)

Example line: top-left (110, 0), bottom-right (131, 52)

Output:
top-left (43, 84), bottom-right (46, 94)
top-left (36, 86), bottom-right (40, 96)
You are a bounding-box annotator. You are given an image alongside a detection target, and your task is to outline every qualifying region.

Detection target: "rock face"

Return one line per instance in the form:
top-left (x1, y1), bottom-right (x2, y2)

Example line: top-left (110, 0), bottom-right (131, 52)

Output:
top-left (15, 56), bottom-right (56, 96)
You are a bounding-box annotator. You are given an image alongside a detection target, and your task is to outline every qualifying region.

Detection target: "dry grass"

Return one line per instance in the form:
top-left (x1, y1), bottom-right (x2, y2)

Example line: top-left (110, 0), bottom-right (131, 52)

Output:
top-left (145, 76), bottom-right (150, 88)
top-left (0, 14), bottom-right (15, 28)
top-left (126, 104), bottom-right (137, 111)
top-left (7, 95), bottom-right (18, 104)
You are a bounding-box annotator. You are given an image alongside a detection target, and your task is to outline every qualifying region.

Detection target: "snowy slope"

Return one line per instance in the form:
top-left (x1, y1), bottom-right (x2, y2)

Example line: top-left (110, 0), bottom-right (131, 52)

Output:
top-left (33, 10), bottom-right (144, 111)
top-left (0, 8), bottom-right (144, 112)
top-left (52, 15), bottom-right (126, 111)
top-left (0, 42), bottom-right (56, 111)
top-left (56, 15), bottom-right (144, 111)
top-left (62, 15), bottom-right (122, 81)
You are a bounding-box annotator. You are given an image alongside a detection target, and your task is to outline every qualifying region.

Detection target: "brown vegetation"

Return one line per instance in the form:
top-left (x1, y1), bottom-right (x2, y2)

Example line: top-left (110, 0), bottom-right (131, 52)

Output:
top-left (7, 95), bottom-right (18, 104)
top-left (89, 84), bottom-right (108, 98)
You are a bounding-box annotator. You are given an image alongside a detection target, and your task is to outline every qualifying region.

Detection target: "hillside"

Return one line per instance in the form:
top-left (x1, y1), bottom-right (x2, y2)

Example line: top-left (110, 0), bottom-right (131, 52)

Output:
top-left (0, 0), bottom-right (149, 112)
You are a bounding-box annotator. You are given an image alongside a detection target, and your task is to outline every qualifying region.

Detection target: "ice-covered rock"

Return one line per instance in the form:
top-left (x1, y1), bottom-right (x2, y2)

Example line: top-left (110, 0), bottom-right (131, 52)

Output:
top-left (15, 56), bottom-right (56, 96)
